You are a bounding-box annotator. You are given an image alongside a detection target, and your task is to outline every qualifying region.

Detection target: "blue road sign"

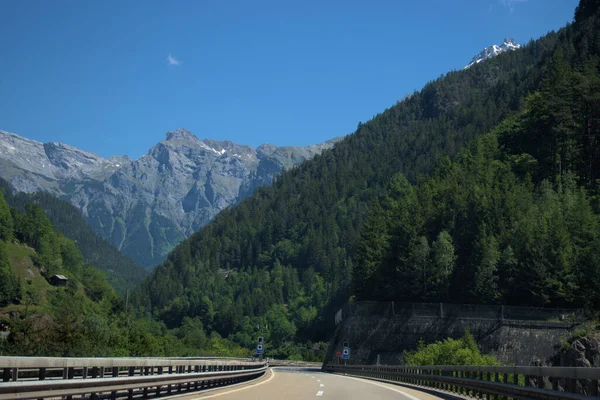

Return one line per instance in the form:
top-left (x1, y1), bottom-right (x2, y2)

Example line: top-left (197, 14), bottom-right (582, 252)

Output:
top-left (342, 348), bottom-right (350, 360)
top-left (256, 343), bottom-right (264, 355)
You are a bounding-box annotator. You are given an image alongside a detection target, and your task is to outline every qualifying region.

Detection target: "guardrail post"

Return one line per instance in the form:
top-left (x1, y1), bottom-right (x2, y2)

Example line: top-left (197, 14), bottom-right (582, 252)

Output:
top-left (569, 377), bottom-right (577, 393)
top-left (128, 367), bottom-right (135, 400)
top-left (39, 368), bottom-right (46, 381)
top-left (110, 367), bottom-right (118, 400)
top-left (187, 365), bottom-right (193, 390)
top-left (100, 366), bottom-right (105, 378)
top-left (589, 379), bottom-right (599, 396)
top-left (551, 376), bottom-right (558, 391)
top-left (2, 368), bottom-right (10, 382)
top-left (177, 366), bottom-right (183, 392)
top-left (493, 371), bottom-right (499, 400)
top-left (11, 368), bottom-right (18, 382)
top-left (453, 369), bottom-right (458, 394)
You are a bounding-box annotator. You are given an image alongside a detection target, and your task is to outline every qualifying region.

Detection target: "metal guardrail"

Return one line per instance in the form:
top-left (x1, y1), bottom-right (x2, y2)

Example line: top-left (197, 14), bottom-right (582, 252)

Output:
top-left (324, 364), bottom-right (600, 400)
top-left (0, 357), bottom-right (266, 400)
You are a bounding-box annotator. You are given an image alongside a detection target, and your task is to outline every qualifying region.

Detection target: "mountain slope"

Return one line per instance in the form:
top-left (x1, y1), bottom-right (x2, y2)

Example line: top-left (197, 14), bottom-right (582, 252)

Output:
top-left (0, 129), bottom-right (339, 267)
top-left (0, 190), bottom-right (250, 358)
top-left (134, 4), bottom-right (595, 351)
top-left (0, 178), bottom-right (147, 294)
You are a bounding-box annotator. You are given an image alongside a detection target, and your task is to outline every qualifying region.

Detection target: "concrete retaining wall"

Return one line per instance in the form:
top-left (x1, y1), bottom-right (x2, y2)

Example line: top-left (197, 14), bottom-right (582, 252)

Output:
top-left (326, 303), bottom-right (582, 366)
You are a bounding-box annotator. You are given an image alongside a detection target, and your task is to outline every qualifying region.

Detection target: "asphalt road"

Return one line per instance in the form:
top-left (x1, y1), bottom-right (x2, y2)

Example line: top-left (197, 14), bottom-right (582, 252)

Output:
top-left (181, 367), bottom-right (449, 400)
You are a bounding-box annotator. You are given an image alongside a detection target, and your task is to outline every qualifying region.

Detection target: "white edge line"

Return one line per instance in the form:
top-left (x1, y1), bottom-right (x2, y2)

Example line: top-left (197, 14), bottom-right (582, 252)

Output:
top-left (335, 374), bottom-right (421, 400)
top-left (170, 368), bottom-right (276, 399)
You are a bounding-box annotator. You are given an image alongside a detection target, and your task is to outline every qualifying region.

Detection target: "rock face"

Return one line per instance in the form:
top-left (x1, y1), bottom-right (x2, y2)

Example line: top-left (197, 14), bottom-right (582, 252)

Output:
top-left (531, 333), bottom-right (600, 395)
top-left (548, 335), bottom-right (600, 368)
top-left (464, 38), bottom-right (521, 69)
top-left (0, 129), bottom-right (339, 267)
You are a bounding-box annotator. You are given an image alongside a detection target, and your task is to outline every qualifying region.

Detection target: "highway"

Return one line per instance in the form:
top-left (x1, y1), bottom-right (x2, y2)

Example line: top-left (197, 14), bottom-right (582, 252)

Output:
top-left (182, 367), bottom-right (446, 400)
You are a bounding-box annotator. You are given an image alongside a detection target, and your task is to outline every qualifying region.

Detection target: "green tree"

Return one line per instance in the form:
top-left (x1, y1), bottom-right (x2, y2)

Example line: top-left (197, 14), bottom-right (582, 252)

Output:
top-left (431, 231), bottom-right (456, 299)
top-left (411, 236), bottom-right (431, 299)
top-left (353, 201), bottom-right (389, 300)
top-left (15, 203), bottom-right (54, 250)
top-left (0, 242), bottom-right (21, 306)
top-left (0, 191), bottom-right (13, 241)
top-left (473, 233), bottom-right (500, 303)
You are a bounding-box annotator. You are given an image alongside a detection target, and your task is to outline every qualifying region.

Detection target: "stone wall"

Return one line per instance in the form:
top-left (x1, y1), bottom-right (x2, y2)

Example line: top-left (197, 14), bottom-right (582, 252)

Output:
top-left (326, 302), bottom-right (583, 366)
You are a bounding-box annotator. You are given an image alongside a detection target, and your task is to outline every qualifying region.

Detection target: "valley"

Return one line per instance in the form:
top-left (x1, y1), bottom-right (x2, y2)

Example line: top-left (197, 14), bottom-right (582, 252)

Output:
top-left (0, 0), bottom-right (599, 376)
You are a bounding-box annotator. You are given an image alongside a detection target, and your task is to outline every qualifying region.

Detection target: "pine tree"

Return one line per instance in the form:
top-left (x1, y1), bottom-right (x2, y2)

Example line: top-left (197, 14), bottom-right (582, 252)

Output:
top-left (353, 201), bottom-right (390, 300)
top-left (0, 191), bottom-right (13, 242)
top-left (473, 233), bottom-right (500, 303)
top-left (431, 231), bottom-right (456, 300)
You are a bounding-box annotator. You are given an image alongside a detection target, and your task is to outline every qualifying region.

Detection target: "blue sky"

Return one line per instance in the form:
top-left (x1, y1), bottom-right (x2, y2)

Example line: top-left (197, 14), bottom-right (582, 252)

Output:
top-left (0, 0), bottom-right (578, 159)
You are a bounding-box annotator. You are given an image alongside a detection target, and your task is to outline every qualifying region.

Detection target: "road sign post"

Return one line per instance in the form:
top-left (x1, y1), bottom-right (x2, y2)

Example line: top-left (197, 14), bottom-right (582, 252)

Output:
top-left (342, 342), bottom-right (350, 365)
top-left (256, 337), bottom-right (265, 361)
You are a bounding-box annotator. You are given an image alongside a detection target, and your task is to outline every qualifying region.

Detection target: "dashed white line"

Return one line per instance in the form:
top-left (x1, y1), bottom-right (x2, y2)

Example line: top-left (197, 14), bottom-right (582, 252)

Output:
top-left (320, 383), bottom-right (325, 387)
top-left (316, 390), bottom-right (324, 396)
top-left (317, 379), bottom-right (321, 382)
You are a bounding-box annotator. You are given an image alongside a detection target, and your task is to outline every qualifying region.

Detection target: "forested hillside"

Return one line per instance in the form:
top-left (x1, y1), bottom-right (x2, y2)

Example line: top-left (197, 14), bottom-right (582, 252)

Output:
top-left (0, 189), bottom-right (254, 357)
top-left (355, 1), bottom-right (600, 308)
top-left (135, 0), bottom-right (600, 353)
top-left (0, 178), bottom-right (147, 294)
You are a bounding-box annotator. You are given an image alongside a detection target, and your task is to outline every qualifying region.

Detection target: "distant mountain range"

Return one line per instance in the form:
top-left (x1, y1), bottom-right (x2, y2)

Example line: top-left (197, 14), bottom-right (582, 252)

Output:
top-left (464, 38), bottom-right (521, 69)
top-left (0, 129), bottom-right (339, 267)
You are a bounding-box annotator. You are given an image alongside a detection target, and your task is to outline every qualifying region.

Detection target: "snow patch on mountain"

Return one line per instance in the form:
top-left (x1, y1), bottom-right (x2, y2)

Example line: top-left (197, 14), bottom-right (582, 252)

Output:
top-left (464, 38), bottom-right (521, 69)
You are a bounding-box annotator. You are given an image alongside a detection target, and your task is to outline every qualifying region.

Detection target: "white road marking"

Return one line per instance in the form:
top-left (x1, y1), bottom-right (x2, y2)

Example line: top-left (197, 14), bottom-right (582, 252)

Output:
top-left (316, 390), bottom-right (324, 396)
top-left (337, 375), bottom-right (422, 400)
top-left (317, 379), bottom-right (321, 382)
top-left (320, 383), bottom-right (325, 387)
top-left (182, 368), bottom-right (276, 399)
top-left (311, 376), bottom-right (315, 378)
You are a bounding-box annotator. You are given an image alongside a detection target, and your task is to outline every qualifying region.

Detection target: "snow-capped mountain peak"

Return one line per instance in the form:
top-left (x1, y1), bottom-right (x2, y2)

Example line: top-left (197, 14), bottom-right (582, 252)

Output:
top-left (464, 38), bottom-right (521, 69)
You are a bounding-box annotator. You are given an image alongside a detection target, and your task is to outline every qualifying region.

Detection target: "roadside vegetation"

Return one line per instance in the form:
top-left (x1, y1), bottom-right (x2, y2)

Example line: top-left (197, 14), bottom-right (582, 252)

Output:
top-left (403, 330), bottom-right (499, 366)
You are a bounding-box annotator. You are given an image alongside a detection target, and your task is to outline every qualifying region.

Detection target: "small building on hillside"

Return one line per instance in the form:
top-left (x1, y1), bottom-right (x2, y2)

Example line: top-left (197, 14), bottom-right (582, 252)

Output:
top-left (217, 269), bottom-right (232, 279)
top-left (0, 324), bottom-right (10, 341)
top-left (49, 274), bottom-right (68, 287)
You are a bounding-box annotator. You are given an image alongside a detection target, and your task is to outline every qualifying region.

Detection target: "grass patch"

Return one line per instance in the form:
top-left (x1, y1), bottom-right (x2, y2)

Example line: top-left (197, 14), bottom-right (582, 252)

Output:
top-left (5, 242), bottom-right (55, 304)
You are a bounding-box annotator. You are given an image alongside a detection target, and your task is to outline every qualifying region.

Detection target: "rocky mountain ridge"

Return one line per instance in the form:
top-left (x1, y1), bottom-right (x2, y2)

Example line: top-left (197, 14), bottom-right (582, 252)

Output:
top-left (0, 128), bottom-right (339, 267)
top-left (464, 38), bottom-right (521, 69)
